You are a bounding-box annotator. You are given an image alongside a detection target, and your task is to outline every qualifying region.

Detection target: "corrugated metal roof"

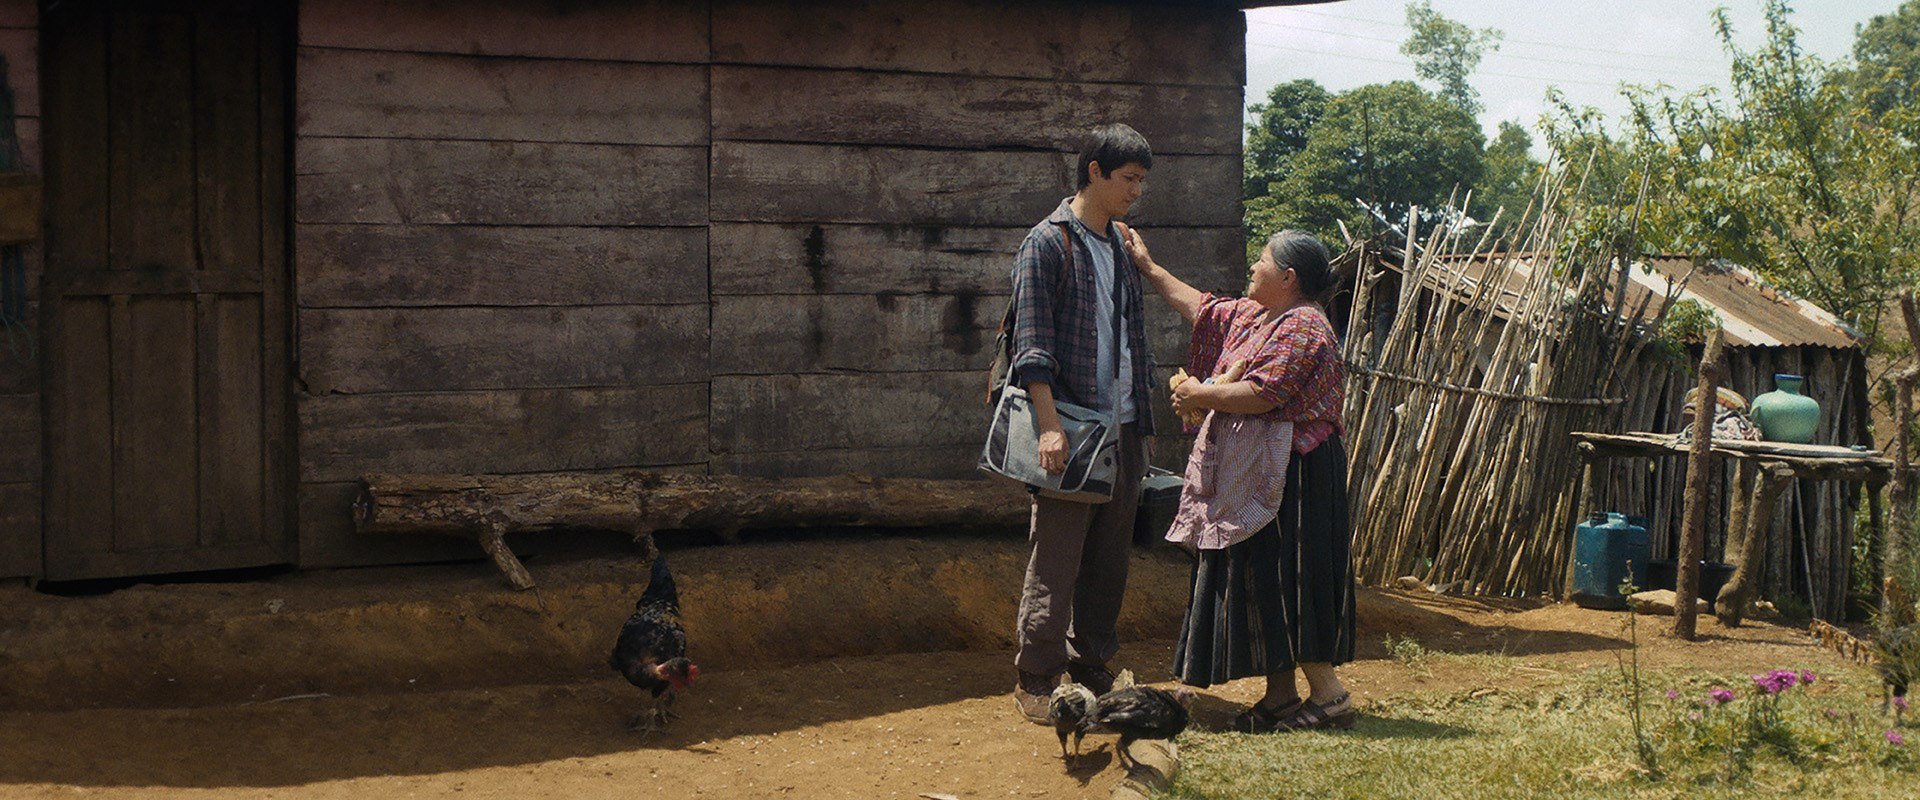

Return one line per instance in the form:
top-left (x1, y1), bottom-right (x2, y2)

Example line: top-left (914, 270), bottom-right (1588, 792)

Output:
top-left (1405, 252), bottom-right (1864, 350)
top-left (1629, 256), bottom-right (1862, 348)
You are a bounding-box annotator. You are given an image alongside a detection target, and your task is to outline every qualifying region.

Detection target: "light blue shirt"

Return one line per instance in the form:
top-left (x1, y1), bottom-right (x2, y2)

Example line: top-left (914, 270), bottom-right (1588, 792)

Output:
top-left (1070, 215), bottom-right (1137, 424)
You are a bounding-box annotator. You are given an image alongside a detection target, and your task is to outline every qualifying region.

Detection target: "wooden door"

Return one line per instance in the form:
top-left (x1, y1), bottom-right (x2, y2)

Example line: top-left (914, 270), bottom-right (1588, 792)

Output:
top-left (40, 0), bottom-right (291, 579)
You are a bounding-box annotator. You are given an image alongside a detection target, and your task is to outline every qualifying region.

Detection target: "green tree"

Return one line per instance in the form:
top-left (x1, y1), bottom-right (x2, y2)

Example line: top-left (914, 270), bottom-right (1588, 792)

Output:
top-left (1849, 0), bottom-right (1920, 118)
top-left (1400, 0), bottom-right (1503, 116)
top-left (1244, 79), bottom-right (1332, 201)
top-left (1250, 81), bottom-right (1484, 245)
top-left (1476, 120), bottom-right (1544, 234)
top-left (1546, 0), bottom-right (1920, 344)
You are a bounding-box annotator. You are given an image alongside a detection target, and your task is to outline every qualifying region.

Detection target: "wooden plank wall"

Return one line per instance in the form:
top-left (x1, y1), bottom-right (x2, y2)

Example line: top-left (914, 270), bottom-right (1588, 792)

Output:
top-left (0, 0), bottom-right (38, 577)
top-left (292, 0), bottom-right (1251, 566)
top-left (1590, 346), bottom-right (1869, 619)
top-left (293, 0), bottom-right (714, 566)
top-left (705, 0), bottom-right (1247, 478)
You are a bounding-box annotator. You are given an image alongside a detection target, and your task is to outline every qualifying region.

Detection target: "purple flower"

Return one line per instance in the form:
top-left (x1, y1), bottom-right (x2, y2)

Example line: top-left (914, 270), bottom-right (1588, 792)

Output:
top-left (1666, 689), bottom-right (1680, 701)
top-left (1799, 670), bottom-right (1816, 686)
top-left (1708, 688), bottom-right (1736, 705)
top-left (1888, 730), bottom-right (1906, 747)
top-left (1687, 711), bottom-right (1703, 721)
top-left (1751, 670), bottom-right (1798, 695)
top-left (1896, 696), bottom-right (1910, 713)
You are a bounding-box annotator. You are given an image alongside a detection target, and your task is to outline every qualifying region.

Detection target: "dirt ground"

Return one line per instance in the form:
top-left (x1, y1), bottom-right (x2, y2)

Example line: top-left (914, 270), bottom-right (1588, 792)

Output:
top-left (0, 539), bottom-right (1865, 800)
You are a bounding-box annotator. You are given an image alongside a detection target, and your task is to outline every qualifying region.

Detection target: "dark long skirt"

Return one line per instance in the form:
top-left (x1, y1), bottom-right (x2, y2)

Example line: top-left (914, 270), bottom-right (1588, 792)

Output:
top-left (1173, 434), bottom-right (1354, 688)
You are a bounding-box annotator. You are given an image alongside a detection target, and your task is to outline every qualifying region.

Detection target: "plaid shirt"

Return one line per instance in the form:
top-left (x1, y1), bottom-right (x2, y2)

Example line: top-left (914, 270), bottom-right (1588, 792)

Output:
top-left (1186, 296), bottom-right (1344, 452)
top-left (1009, 199), bottom-right (1157, 436)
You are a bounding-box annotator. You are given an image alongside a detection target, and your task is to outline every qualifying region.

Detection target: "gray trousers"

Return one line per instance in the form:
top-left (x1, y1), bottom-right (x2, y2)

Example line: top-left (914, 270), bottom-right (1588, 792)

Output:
top-left (1014, 423), bottom-right (1146, 676)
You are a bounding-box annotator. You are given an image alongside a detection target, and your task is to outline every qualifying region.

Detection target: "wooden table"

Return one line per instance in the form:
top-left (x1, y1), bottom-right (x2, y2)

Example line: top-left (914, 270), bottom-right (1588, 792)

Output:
top-left (1569, 431), bottom-right (1894, 624)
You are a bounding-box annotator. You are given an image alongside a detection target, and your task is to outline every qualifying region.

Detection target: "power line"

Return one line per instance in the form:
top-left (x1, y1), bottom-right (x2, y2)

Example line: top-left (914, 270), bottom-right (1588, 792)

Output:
top-left (1246, 40), bottom-right (1661, 90)
top-left (1266, 6), bottom-right (1730, 66)
top-left (1249, 18), bottom-right (1725, 81)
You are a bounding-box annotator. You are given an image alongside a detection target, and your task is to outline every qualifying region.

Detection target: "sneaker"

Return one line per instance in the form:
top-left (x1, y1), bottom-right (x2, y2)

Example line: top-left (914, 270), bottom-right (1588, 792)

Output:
top-left (1067, 661), bottom-right (1117, 696)
top-left (1013, 669), bottom-right (1056, 725)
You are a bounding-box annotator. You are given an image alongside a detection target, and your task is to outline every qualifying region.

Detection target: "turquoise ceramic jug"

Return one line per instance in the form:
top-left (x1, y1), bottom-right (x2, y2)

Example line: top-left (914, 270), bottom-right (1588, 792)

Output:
top-left (1750, 373), bottom-right (1820, 444)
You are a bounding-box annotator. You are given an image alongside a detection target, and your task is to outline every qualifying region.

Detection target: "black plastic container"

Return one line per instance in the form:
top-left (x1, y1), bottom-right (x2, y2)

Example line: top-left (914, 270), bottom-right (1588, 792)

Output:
top-left (1645, 559), bottom-right (1737, 610)
top-left (1134, 467), bottom-right (1184, 546)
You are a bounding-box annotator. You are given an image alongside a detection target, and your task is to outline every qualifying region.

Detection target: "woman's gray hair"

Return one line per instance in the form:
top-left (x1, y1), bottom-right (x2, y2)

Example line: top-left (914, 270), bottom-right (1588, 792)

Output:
top-left (1265, 229), bottom-right (1333, 300)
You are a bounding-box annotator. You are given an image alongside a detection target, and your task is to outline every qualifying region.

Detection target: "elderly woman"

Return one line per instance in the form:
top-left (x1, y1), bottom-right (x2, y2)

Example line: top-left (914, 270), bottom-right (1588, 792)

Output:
top-left (1120, 225), bottom-right (1355, 732)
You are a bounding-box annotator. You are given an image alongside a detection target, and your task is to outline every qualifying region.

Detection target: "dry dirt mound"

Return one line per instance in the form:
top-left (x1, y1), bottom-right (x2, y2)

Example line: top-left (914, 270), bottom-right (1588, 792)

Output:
top-left (0, 533), bottom-right (1531, 711)
top-left (0, 535), bottom-right (1200, 710)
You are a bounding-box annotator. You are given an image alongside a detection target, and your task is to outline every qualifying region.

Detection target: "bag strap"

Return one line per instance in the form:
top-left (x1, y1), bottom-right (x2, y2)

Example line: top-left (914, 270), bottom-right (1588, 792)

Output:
top-left (990, 222), bottom-right (1078, 392)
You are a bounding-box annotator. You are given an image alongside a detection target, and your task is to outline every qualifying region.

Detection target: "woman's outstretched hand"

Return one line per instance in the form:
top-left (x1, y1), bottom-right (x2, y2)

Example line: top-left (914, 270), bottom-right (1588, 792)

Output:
top-left (1121, 222), bottom-right (1205, 324)
top-left (1116, 222), bottom-right (1153, 273)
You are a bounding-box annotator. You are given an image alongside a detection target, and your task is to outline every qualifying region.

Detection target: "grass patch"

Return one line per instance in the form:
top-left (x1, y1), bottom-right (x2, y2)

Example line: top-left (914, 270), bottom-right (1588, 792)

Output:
top-left (1158, 664), bottom-right (1915, 800)
top-left (1381, 634), bottom-right (1519, 680)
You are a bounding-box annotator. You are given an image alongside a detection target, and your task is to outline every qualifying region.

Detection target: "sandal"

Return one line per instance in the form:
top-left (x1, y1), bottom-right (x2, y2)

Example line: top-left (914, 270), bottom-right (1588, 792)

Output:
top-left (1271, 693), bottom-right (1355, 732)
top-left (1230, 697), bottom-right (1306, 733)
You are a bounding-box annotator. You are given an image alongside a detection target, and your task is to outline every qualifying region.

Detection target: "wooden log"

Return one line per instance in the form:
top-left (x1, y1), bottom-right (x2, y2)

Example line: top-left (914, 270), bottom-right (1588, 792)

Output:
top-left (1719, 459), bottom-right (1757, 595)
top-left (0, 393), bottom-right (37, 483)
top-left (0, 0), bottom-right (36, 28)
top-left (298, 0), bottom-right (709, 63)
top-left (298, 304), bottom-right (709, 393)
top-left (1112, 739), bottom-right (1179, 799)
top-left (357, 471), bottom-right (1032, 536)
top-left (297, 48), bottom-right (709, 145)
top-left (708, 143), bottom-right (1238, 228)
top-left (1564, 441), bottom-right (1598, 595)
top-left (707, 223), bottom-right (1243, 297)
top-left (296, 481), bottom-right (473, 569)
top-left (0, 306), bottom-right (36, 393)
top-left (710, 371), bottom-right (985, 454)
top-left (5, 117), bottom-right (35, 172)
top-left (710, 223), bottom-right (1021, 296)
top-left (716, 446), bottom-right (986, 481)
top-left (713, 290), bottom-right (1187, 376)
top-left (0, 481), bottom-right (38, 579)
top-left (298, 385), bottom-right (707, 482)
top-left (1887, 289), bottom-right (1918, 612)
top-left (710, 293), bottom-right (1001, 375)
top-left (297, 224), bottom-right (706, 308)
top-left (354, 471), bottom-right (1034, 587)
top-left (1717, 461), bottom-right (1794, 627)
top-left (711, 0), bottom-right (1243, 86)
top-left (294, 138), bottom-right (707, 226)
top-left (1676, 325), bottom-right (1724, 640)
top-left (0, 26), bottom-right (37, 117)
top-left (710, 65), bottom-right (1239, 155)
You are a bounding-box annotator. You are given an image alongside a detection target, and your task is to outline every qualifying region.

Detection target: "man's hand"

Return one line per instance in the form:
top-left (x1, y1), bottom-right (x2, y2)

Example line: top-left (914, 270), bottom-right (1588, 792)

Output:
top-left (1037, 428), bottom-right (1069, 474)
top-left (1116, 222), bottom-right (1153, 273)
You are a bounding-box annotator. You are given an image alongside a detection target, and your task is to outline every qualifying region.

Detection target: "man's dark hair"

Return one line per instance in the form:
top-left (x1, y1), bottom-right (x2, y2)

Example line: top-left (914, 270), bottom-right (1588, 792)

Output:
top-left (1075, 123), bottom-right (1153, 190)
top-left (1266, 229), bottom-right (1333, 299)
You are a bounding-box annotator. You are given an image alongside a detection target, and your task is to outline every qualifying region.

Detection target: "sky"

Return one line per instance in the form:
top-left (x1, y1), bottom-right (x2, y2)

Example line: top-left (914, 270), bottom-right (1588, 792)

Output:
top-left (1247, 0), bottom-right (1901, 151)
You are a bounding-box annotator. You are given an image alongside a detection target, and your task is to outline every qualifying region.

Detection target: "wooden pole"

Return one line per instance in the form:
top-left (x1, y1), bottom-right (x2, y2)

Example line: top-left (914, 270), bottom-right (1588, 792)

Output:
top-left (1675, 325), bottom-right (1725, 640)
top-left (1887, 290), bottom-right (1918, 614)
top-left (1716, 461), bottom-right (1793, 627)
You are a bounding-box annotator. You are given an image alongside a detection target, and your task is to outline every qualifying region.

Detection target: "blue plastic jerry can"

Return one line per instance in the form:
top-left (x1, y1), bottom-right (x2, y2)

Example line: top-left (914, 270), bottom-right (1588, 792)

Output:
top-left (1570, 512), bottom-right (1651, 610)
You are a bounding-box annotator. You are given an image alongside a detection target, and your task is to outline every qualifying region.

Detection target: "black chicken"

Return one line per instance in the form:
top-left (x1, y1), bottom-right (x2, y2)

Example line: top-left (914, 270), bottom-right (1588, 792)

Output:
top-left (609, 554), bottom-right (699, 733)
top-left (1047, 682), bottom-right (1098, 765)
top-left (1078, 684), bottom-right (1194, 770)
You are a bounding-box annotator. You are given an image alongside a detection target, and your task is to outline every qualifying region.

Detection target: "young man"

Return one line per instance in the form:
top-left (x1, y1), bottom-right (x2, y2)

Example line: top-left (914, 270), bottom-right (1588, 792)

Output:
top-left (1007, 123), bottom-right (1156, 723)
